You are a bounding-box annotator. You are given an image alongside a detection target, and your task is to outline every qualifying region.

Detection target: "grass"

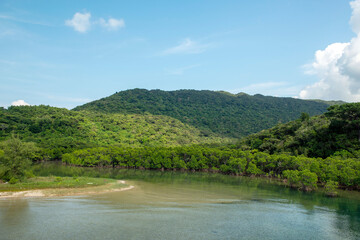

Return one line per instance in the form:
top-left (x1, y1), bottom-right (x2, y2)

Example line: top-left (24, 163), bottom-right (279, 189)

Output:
top-left (0, 176), bottom-right (120, 192)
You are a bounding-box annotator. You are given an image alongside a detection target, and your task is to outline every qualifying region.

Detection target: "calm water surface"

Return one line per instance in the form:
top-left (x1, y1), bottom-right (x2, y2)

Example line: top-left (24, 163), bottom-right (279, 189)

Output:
top-left (0, 164), bottom-right (359, 240)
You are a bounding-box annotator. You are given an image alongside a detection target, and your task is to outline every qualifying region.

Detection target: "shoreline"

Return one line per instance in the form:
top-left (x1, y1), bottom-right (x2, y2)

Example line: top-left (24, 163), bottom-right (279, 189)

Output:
top-left (0, 180), bottom-right (134, 199)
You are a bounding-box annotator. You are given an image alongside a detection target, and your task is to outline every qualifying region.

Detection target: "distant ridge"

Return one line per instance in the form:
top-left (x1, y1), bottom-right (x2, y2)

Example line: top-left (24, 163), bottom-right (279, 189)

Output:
top-left (307, 99), bottom-right (347, 106)
top-left (74, 89), bottom-right (331, 138)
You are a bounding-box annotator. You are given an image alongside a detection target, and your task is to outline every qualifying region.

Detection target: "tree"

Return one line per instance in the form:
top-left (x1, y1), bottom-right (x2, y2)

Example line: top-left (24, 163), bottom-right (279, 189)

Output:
top-left (300, 112), bottom-right (310, 122)
top-left (324, 180), bottom-right (338, 197)
top-left (283, 170), bottom-right (300, 188)
top-left (299, 169), bottom-right (318, 191)
top-left (327, 103), bottom-right (360, 141)
top-left (283, 169), bottom-right (318, 191)
top-left (228, 157), bottom-right (247, 175)
top-left (0, 137), bottom-right (38, 182)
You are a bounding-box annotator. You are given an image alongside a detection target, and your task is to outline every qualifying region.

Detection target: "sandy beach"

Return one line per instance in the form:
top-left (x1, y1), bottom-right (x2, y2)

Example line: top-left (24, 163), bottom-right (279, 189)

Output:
top-left (0, 180), bottom-right (134, 199)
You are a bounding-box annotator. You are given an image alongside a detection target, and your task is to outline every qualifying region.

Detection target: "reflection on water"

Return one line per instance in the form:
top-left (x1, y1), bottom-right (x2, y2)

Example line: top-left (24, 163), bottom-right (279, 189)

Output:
top-left (0, 199), bottom-right (30, 229)
top-left (0, 163), bottom-right (359, 240)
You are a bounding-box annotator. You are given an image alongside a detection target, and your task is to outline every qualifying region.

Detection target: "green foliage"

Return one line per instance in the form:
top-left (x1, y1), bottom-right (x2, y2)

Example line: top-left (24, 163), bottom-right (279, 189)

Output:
top-left (325, 180), bottom-right (338, 197)
top-left (0, 137), bottom-right (39, 181)
top-left (9, 177), bottom-right (19, 184)
top-left (300, 112), bottom-right (310, 122)
top-left (0, 93), bottom-right (357, 195)
top-left (240, 103), bottom-right (360, 158)
top-left (282, 169), bottom-right (318, 191)
top-left (283, 170), bottom-right (300, 187)
top-left (326, 103), bottom-right (360, 143)
top-left (61, 145), bottom-right (360, 190)
top-left (0, 165), bottom-right (7, 180)
top-left (299, 169), bottom-right (318, 191)
top-left (55, 176), bottom-right (63, 182)
top-left (228, 157), bottom-right (247, 175)
top-left (0, 105), bottom-right (232, 160)
top-left (73, 89), bottom-right (329, 138)
top-left (246, 162), bottom-right (263, 176)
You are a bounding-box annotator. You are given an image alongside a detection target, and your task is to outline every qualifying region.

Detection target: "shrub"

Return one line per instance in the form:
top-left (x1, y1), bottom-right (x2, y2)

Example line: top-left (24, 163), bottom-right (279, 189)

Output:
top-left (283, 170), bottom-right (300, 188)
top-left (325, 180), bottom-right (338, 197)
top-left (299, 169), bottom-right (318, 191)
top-left (55, 177), bottom-right (63, 182)
top-left (9, 177), bottom-right (19, 184)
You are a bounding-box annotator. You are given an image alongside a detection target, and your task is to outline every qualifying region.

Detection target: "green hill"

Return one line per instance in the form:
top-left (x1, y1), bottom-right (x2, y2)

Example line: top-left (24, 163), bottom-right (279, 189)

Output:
top-left (239, 103), bottom-right (360, 158)
top-left (1, 99), bottom-right (358, 191)
top-left (307, 99), bottom-right (347, 106)
top-left (0, 105), bottom-right (232, 159)
top-left (74, 89), bottom-right (330, 138)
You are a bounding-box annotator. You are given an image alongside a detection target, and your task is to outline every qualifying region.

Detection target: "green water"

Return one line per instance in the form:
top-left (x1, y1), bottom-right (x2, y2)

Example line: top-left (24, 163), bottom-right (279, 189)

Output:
top-left (0, 163), bottom-right (359, 240)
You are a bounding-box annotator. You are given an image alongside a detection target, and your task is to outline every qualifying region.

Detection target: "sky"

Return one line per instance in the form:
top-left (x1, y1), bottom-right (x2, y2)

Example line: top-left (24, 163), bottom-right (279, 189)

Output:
top-left (0, 0), bottom-right (359, 109)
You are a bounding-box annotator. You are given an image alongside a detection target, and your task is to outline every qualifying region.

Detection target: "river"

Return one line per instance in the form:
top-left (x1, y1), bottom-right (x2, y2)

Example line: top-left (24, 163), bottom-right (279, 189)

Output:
top-left (0, 163), bottom-right (359, 240)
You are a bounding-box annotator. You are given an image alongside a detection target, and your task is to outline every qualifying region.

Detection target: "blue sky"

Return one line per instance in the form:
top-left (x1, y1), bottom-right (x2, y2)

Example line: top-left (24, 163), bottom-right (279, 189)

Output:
top-left (0, 0), bottom-right (358, 108)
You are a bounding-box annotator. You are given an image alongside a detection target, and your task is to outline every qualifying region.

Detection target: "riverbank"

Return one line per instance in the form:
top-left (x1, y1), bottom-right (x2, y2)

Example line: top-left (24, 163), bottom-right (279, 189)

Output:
top-left (1, 170), bottom-right (359, 240)
top-left (0, 176), bottom-right (134, 198)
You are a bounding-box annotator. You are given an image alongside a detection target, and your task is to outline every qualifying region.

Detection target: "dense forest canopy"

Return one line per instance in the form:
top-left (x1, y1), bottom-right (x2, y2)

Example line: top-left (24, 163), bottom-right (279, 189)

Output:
top-left (62, 145), bottom-right (359, 191)
top-left (240, 103), bottom-right (360, 158)
top-left (0, 105), bottom-right (232, 160)
top-left (60, 103), bottom-right (360, 191)
top-left (0, 90), bottom-right (359, 192)
top-left (74, 89), bottom-right (330, 138)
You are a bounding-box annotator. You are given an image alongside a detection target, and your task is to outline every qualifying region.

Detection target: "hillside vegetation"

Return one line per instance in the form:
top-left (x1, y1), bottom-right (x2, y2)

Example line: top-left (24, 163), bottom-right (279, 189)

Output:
top-left (62, 145), bottom-right (359, 191)
top-left (0, 105), bottom-right (231, 159)
top-left (239, 103), bottom-right (360, 158)
top-left (61, 103), bottom-right (360, 191)
top-left (74, 89), bottom-right (330, 138)
top-left (1, 92), bottom-right (359, 192)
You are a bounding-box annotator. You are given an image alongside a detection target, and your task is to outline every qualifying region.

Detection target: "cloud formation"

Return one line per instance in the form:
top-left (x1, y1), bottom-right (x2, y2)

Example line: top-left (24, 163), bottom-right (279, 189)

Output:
top-left (162, 38), bottom-right (211, 55)
top-left (65, 12), bottom-right (125, 33)
top-left (299, 0), bottom-right (360, 102)
top-left (99, 18), bottom-right (125, 31)
top-left (65, 12), bottom-right (91, 33)
top-left (11, 100), bottom-right (30, 106)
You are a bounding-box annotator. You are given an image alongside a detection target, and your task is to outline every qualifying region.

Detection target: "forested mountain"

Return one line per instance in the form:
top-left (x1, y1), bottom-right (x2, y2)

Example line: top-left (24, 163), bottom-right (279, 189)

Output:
top-left (62, 103), bottom-right (360, 191)
top-left (74, 89), bottom-right (330, 138)
top-left (1, 97), bottom-right (359, 191)
top-left (0, 105), bottom-right (231, 159)
top-left (239, 103), bottom-right (360, 158)
top-left (308, 99), bottom-right (346, 106)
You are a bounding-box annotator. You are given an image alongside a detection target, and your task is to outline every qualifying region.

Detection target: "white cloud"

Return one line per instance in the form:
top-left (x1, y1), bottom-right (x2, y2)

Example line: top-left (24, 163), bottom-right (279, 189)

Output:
top-left (98, 18), bottom-right (125, 31)
top-left (299, 0), bottom-right (360, 102)
top-left (350, 0), bottom-right (360, 33)
top-left (65, 12), bottom-right (125, 33)
top-left (11, 100), bottom-right (30, 106)
top-left (65, 12), bottom-right (91, 33)
top-left (162, 38), bottom-right (211, 55)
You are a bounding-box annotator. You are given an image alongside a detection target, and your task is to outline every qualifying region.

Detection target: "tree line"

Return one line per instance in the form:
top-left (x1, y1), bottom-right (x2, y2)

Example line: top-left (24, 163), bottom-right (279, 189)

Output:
top-left (62, 145), bottom-right (360, 192)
